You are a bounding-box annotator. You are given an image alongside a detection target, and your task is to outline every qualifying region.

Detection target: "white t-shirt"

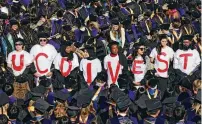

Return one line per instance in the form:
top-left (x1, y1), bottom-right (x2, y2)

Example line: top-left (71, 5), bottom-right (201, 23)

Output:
top-left (7, 50), bottom-right (32, 76)
top-left (131, 56), bottom-right (147, 83)
top-left (104, 54), bottom-right (123, 86)
top-left (30, 44), bottom-right (57, 76)
top-left (80, 58), bottom-right (102, 83)
top-left (174, 49), bottom-right (201, 75)
top-left (150, 46), bottom-right (174, 78)
top-left (53, 53), bottom-right (79, 77)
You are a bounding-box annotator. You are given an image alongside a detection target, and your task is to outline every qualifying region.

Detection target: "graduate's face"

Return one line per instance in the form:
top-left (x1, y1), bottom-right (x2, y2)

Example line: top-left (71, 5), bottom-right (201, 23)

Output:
top-left (11, 24), bottom-right (18, 31)
top-left (160, 38), bottom-right (168, 47)
top-left (65, 46), bottom-right (72, 53)
top-left (112, 25), bottom-right (119, 31)
top-left (15, 42), bottom-right (23, 51)
top-left (39, 38), bottom-right (47, 46)
top-left (183, 40), bottom-right (191, 47)
top-left (137, 45), bottom-right (145, 55)
top-left (110, 45), bottom-right (118, 54)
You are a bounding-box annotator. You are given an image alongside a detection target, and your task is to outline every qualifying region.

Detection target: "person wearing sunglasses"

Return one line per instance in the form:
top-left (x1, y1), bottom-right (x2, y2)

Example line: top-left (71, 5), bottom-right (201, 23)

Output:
top-left (131, 42), bottom-right (147, 86)
top-left (149, 34), bottom-right (174, 97)
top-left (30, 32), bottom-right (57, 86)
top-left (7, 38), bottom-right (32, 77)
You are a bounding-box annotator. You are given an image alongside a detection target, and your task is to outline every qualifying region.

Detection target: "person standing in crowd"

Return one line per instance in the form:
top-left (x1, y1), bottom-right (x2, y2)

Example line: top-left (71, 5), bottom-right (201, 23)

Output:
top-left (173, 35), bottom-right (201, 75)
top-left (131, 42), bottom-right (148, 86)
top-left (104, 41), bottom-right (127, 86)
top-left (80, 46), bottom-right (102, 88)
top-left (109, 19), bottom-right (125, 49)
top-left (53, 41), bottom-right (79, 86)
top-left (150, 34), bottom-right (174, 97)
top-left (30, 32), bottom-right (57, 86)
top-left (7, 38), bottom-right (33, 99)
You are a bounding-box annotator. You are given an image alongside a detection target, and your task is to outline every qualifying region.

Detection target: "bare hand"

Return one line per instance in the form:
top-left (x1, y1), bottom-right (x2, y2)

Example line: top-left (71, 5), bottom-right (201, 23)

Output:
top-left (34, 72), bottom-right (41, 77)
top-left (46, 72), bottom-right (53, 77)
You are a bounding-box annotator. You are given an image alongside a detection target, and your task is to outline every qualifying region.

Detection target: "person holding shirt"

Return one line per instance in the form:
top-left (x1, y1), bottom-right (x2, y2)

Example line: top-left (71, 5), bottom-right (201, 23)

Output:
top-left (173, 35), bottom-right (201, 75)
top-left (30, 32), bottom-right (57, 86)
top-left (150, 34), bottom-right (174, 97)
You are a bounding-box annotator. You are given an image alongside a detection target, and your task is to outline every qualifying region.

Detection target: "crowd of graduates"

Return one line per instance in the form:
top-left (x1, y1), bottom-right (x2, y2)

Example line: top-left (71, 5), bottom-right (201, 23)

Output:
top-left (0, 0), bottom-right (201, 123)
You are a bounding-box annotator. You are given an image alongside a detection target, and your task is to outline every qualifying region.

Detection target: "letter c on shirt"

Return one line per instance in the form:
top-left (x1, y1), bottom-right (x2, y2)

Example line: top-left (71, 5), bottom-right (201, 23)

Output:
top-left (35, 53), bottom-right (48, 74)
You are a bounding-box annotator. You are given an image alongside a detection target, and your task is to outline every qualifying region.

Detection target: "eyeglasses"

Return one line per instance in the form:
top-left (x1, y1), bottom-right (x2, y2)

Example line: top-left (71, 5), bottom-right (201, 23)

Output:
top-left (39, 39), bottom-right (47, 42)
top-left (15, 44), bottom-right (22, 46)
top-left (139, 48), bottom-right (145, 51)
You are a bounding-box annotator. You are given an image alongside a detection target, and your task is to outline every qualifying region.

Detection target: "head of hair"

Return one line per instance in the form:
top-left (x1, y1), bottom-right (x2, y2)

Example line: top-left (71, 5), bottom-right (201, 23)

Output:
top-left (2, 83), bottom-right (14, 96)
top-left (54, 102), bottom-right (67, 119)
top-left (173, 105), bottom-right (186, 122)
top-left (193, 80), bottom-right (202, 91)
top-left (192, 102), bottom-right (201, 116)
top-left (80, 107), bottom-right (90, 122)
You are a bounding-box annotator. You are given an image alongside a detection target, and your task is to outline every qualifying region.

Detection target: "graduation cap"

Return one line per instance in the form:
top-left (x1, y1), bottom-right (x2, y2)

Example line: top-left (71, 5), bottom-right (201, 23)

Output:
top-left (162, 96), bottom-right (177, 106)
top-left (191, 10), bottom-right (201, 19)
top-left (76, 88), bottom-right (94, 108)
top-left (178, 77), bottom-right (192, 90)
top-left (117, 74), bottom-right (129, 90)
top-left (89, 14), bottom-right (97, 22)
top-left (33, 98), bottom-right (50, 114)
top-left (54, 90), bottom-right (70, 102)
top-left (85, 45), bottom-right (96, 57)
top-left (158, 34), bottom-right (168, 41)
top-left (160, 23), bottom-right (170, 30)
top-left (168, 2), bottom-right (178, 10)
top-left (135, 94), bottom-right (149, 109)
top-left (144, 9), bottom-right (152, 17)
top-left (64, 76), bottom-right (78, 90)
top-left (0, 92), bottom-right (9, 106)
top-left (181, 17), bottom-right (191, 25)
top-left (57, 10), bottom-right (64, 18)
top-left (116, 95), bottom-right (131, 111)
top-left (37, 32), bottom-right (49, 39)
top-left (111, 19), bottom-right (120, 25)
top-left (118, 0), bottom-right (126, 3)
top-left (145, 99), bottom-right (162, 112)
top-left (63, 25), bottom-right (72, 31)
top-left (195, 89), bottom-right (201, 103)
top-left (15, 38), bottom-right (24, 45)
top-left (96, 71), bottom-right (108, 83)
top-left (148, 78), bottom-right (158, 89)
top-left (39, 77), bottom-right (52, 88)
top-left (181, 35), bottom-right (194, 42)
top-left (10, 19), bottom-right (19, 26)
top-left (0, 12), bottom-right (8, 19)
top-left (67, 106), bottom-right (80, 117)
top-left (25, 91), bottom-right (42, 102)
top-left (31, 85), bottom-right (46, 96)
top-left (52, 80), bottom-right (64, 92)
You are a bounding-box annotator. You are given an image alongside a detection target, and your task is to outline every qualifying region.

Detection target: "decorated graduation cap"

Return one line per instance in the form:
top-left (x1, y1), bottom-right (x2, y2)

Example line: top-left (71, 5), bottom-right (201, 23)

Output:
top-left (0, 92), bottom-right (9, 107)
top-left (160, 23), bottom-right (170, 30)
top-left (76, 88), bottom-right (94, 108)
top-left (145, 99), bottom-right (162, 112)
top-left (33, 98), bottom-right (51, 114)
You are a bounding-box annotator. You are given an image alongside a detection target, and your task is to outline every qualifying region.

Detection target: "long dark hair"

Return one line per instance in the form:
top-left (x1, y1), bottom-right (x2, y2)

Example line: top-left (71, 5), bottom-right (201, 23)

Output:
top-left (133, 45), bottom-right (146, 64)
top-left (156, 36), bottom-right (168, 54)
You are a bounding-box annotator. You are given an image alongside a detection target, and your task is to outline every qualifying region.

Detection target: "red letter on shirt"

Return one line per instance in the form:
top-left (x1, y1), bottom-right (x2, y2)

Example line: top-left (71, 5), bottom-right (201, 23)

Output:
top-left (132, 60), bottom-right (144, 74)
top-left (35, 53), bottom-right (48, 74)
top-left (157, 52), bottom-right (168, 73)
top-left (179, 53), bottom-right (193, 69)
top-left (12, 54), bottom-right (24, 71)
top-left (86, 63), bottom-right (92, 84)
top-left (60, 58), bottom-right (72, 77)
